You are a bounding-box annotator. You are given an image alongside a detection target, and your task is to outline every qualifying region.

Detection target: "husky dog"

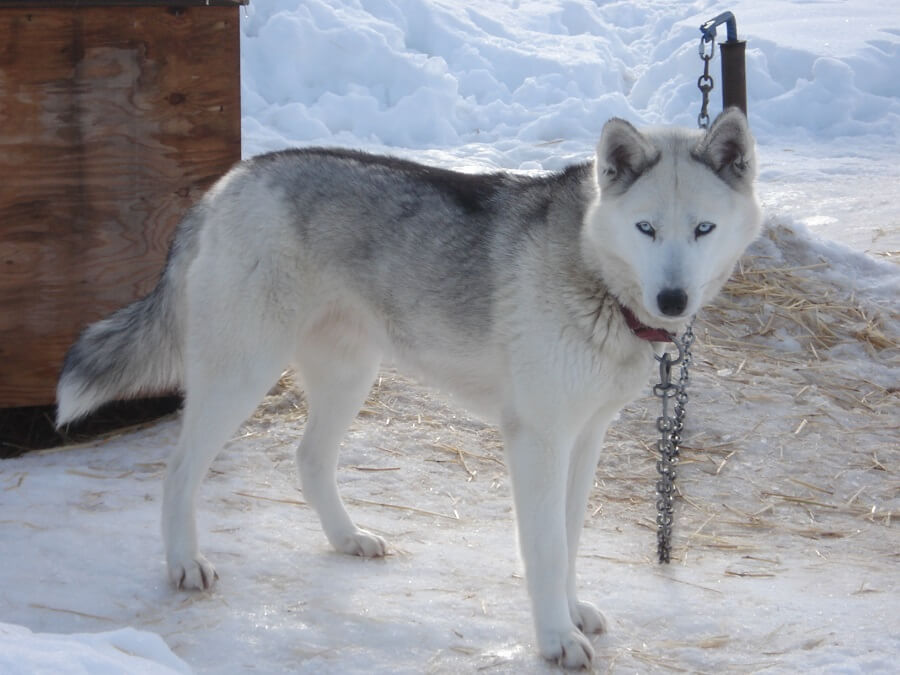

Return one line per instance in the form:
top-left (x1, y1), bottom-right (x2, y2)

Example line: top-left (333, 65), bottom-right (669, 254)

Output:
top-left (58, 109), bottom-right (761, 668)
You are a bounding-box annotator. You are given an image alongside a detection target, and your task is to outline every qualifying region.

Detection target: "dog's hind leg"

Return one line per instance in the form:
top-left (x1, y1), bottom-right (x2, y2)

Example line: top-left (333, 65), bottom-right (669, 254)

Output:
top-left (293, 330), bottom-right (385, 557)
top-left (162, 330), bottom-right (291, 590)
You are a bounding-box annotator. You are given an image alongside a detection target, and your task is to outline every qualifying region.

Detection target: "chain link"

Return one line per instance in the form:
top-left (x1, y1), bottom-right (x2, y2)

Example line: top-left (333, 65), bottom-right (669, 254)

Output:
top-left (697, 36), bottom-right (715, 129)
top-left (653, 323), bottom-right (694, 563)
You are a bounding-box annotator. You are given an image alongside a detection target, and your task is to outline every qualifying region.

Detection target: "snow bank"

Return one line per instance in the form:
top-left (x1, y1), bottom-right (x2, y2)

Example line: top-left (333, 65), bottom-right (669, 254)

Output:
top-left (241, 0), bottom-right (900, 164)
top-left (0, 623), bottom-right (190, 675)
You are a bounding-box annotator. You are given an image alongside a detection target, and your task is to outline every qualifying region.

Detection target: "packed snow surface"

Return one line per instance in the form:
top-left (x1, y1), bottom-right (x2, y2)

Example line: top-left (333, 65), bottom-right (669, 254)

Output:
top-left (1, 1), bottom-right (897, 673)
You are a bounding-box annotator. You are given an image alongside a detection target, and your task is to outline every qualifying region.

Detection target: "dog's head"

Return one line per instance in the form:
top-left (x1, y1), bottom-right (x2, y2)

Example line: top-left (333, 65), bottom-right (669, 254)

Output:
top-left (583, 109), bottom-right (763, 332)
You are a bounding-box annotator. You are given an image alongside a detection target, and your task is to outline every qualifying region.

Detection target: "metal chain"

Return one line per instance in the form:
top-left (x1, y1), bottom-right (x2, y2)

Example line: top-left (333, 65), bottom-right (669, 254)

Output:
top-left (697, 36), bottom-right (715, 129)
top-left (653, 323), bottom-right (694, 563)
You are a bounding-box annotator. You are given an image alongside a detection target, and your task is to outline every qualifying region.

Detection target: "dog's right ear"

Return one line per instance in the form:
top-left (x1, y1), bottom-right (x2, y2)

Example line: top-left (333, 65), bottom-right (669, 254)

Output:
top-left (595, 118), bottom-right (660, 195)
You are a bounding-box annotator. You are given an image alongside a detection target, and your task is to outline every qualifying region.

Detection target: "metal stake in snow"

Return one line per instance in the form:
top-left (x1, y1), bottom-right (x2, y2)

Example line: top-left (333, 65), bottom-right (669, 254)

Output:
top-left (697, 11), bottom-right (748, 128)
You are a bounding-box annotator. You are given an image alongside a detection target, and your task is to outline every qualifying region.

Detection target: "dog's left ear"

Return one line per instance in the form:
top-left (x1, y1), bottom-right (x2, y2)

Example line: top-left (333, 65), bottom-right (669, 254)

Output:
top-left (692, 108), bottom-right (756, 191)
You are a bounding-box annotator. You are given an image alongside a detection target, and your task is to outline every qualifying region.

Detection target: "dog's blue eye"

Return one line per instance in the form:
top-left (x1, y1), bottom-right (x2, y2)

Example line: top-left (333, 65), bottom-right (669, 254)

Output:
top-left (695, 221), bottom-right (716, 237)
top-left (635, 221), bottom-right (655, 238)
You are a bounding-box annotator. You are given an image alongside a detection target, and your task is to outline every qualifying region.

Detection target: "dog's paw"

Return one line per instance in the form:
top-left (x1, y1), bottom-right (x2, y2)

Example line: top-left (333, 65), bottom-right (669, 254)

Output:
top-left (332, 528), bottom-right (387, 558)
top-left (169, 553), bottom-right (218, 591)
top-left (572, 600), bottom-right (607, 635)
top-left (538, 626), bottom-right (594, 670)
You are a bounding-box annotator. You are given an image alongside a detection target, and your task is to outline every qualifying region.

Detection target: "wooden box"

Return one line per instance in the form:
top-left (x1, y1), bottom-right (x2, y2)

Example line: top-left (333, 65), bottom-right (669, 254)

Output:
top-left (0, 0), bottom-right (246, 407)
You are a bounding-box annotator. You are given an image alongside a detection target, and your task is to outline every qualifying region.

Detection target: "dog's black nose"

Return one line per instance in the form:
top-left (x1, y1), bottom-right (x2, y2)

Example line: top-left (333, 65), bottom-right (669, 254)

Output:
top-left (657, 288), bottom-right (688, 316)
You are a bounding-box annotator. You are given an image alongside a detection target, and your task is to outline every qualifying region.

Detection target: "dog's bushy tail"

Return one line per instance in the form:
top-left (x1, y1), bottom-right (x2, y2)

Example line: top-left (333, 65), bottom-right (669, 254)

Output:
top-left (56, 208), bottom-right (203, 426)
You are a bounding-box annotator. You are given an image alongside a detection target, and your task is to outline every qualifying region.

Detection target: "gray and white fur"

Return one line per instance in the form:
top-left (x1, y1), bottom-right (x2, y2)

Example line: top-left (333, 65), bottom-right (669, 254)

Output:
top-left (58, 109), bottom-right (762, 669)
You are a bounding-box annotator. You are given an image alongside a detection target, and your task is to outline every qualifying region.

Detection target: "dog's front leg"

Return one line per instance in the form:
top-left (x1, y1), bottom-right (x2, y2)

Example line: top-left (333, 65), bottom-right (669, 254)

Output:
top-left (565, 409), bottom-right (616, 636)
top-left (502, 418), bottom-right (594, 669)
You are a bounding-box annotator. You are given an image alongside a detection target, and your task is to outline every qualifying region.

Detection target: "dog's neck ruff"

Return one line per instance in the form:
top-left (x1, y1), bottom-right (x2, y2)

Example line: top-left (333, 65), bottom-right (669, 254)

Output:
top-left (619, 304), bottom-right (674, 343)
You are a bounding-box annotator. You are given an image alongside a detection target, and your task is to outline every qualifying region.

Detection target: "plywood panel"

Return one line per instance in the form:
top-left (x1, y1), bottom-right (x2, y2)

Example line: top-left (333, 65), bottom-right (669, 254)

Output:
top-left (0, 5), bottom-right (242, 406)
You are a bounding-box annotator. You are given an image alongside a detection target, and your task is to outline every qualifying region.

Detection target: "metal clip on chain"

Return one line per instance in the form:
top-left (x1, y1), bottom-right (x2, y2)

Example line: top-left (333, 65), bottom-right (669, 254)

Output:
top-left (653, 323), bottom-right (694, 563)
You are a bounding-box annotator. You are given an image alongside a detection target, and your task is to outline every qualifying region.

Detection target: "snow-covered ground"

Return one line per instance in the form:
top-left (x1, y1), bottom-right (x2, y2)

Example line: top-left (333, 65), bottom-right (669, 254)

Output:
top-left (1, 1), bottom-right (898, 673)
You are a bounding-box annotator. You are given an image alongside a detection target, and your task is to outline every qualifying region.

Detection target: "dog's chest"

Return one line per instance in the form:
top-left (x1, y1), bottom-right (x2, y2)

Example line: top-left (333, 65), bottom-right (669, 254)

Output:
top-left (582, 335), bottom-right (657, 409)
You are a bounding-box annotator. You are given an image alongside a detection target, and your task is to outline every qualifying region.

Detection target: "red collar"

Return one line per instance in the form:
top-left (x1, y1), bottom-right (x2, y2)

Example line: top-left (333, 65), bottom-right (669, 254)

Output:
top-left (619, 304), bottom-right (674, 343)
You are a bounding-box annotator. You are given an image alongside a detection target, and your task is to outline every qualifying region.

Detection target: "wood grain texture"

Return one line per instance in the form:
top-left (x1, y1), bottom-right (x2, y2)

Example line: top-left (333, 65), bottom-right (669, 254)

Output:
top-left (0, 2), bottom-right (248, 7)
top-left (0, 5), bottom-right (242, 406)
